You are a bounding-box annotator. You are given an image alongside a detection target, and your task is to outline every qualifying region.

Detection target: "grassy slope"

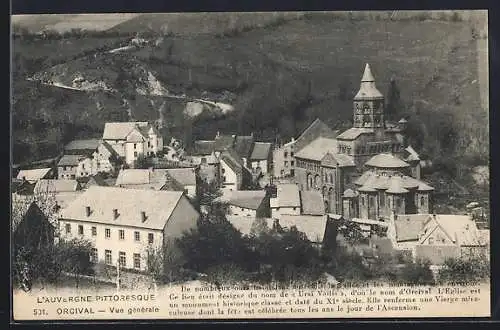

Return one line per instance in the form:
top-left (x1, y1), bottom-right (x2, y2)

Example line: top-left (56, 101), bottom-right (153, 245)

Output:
top-left (12, 15), bottom-right (487, 166)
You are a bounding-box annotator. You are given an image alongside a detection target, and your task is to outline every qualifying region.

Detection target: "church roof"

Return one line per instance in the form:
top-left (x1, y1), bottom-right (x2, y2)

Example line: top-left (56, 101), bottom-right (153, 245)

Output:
top-left (386, 176), bottom-right (409, 194)
top-left (365, 153), bottom-right (410, 169)
top-left (294, 137), bottom-right (338, 161)
top-left (354, 63), bottom-right (384, 100)
top-left (354, 170), bottom-right (433, 193)
top-left (336, 127), bottom-right (374, 140)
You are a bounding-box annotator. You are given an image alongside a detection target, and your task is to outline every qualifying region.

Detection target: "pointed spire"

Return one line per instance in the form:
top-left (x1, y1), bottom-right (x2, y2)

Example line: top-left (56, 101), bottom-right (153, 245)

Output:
top-left (361, 63), bottom-right (375, 82)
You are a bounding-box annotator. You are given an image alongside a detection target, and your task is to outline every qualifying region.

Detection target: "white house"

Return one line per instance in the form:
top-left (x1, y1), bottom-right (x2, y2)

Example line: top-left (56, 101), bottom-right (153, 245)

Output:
top-left (92, 141), bottom-right (121, 175)
top-left (102, 122), bottom-right (163, 165)
top-left (249, 142), bottom-right (273, 175)
top-left (58, 186), bottom-right (199, 272)
top-left (219, 149), bottom-right (250, 194)
top-left (223, 190), bottom-right (270, 219)
top-left (16, 168), bottom-right (53, 184)
top-left (270, 183), bottom-right (301, 219)
top-left (57, 155), bottom-right (93, 179)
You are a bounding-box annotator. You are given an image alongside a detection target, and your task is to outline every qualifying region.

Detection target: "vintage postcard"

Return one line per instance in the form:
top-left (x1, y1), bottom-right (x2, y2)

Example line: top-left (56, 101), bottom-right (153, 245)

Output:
top-left (10, 10), bottom-right (490, 321)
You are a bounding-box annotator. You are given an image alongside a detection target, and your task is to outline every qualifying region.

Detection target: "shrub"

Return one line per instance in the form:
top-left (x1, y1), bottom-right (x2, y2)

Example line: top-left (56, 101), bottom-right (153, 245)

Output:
top-left (438, 254), bottom-right (490, 283)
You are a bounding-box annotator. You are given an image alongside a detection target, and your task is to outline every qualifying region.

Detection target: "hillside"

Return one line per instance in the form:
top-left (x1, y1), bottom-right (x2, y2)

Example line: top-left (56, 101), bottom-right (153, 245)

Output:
top-left (12, 13), bottom-right (488, 168)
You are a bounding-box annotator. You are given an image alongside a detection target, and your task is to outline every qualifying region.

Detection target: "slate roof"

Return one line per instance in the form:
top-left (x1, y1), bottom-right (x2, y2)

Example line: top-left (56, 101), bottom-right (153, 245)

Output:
top-left (294, 118), bottom-right (338, 152)
top-left (393, 214), bottom-right (429, 242)
top-left (270, 183), bottom-right (301, 208)
top-left (234, 135), bottom-right (254, 159)
top-left (354, 170), bottom-right (433, 193)
top-left (295, 137), bottom-right (338, 161)
top-left (431, 214), bottom-right (484, 246)
top-left (220, 149), bottom-right (246, 175)
top-left (279, 214), bottom-right (329, 243)
top-left (115, 168), bottom-right (171, 190)
top-left (321, 152), bottom-right (356, 168)
top-left (59, 186), bottom-right (187, 230)
top-left (64, 139), bottom-right (101, 152)
top-left (354, 63), bottom-right (384, 100)
top-left (224, 190), bottom-right (267, 210)
top-left (365, 153), bottom-right (410, 169)
top-left (165, 168), bottom-right (197, 186)
top-left (58, 155), bottom-right (85, 167)
top-left (214, 134), bottom-right (236, 151)
top-left (336, 127), bottom-right (374, 140)
top-left (16, 168), bottom-right (52, 182)
top-left (192, 140), bottom-right (216, 156)
top-left (300, 190), bottom-right (325, 215)
top-left (103, 122), bottom-right (149, 140)
top-left (250, 142), bottom-right (272, 161)
top-left (100, 141), bottom-right (120, 159)
top-left (34, 179), bottom-right (80, 194)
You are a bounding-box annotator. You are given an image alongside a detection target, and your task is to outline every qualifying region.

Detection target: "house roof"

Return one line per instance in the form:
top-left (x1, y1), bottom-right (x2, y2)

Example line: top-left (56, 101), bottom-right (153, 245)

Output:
top-left (365, 153), bottom-right (410, 169)
top-left (59, 186), bottom-right (188, 230)
top-left (165, 168), bottom-right (197, 186)
top-left (115, 168), bottom-right (171, 190)
top-left (295, 137), bottom-right (338, 161)
top-left (214, 134), bottom-right (236, 151)
top-left (226, 215), bottom-right (259, 237)
top-left (220, 149), bottom-right (246, 174)
top-left (394, 214), bottom-right (430, 242)
top-left (336, 127), bottom-right (374, 140)
top-left (16, 168), bottom-right (51, 182)
top-left (103, 122), bottom-right (149, 140)
top-left (430, 214), bottom-right (483, 246)
top-left (250, 142), bottom-right (272, 161)
top-left (300, 190), bottom-right (325, 215)
top-left (224, 190), bottom-right (267, 210)
top-left (270, 183), bottom-right (301, 208)
top-left (279, 214), bottom-right (329, 243)
top-left (34, 179), bottom-right (80, 194)
top-left (100, 141), bottom-right (120, 158)
top-left (354, 63), bottom-right (384, 100)
top-left (192, 140), bottom-right (216, 156)
top-left (234, 135), bottom-right (254, 159)
top-left (54, 191), bottom-right (83, 209)
top-left (64, 139), bottom-right (101, 152)
top-left (58, 155), bottom-right (86, 167)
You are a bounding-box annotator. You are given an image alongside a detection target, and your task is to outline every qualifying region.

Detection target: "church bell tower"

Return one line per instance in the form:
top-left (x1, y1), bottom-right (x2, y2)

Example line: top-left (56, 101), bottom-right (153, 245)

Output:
top-left (353, 63), bottom-right (385, 129)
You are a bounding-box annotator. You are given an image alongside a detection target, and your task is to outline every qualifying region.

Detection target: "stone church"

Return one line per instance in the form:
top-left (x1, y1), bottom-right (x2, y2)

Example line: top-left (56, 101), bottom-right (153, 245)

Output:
top-left (294, 63), bottom-right (434, 221)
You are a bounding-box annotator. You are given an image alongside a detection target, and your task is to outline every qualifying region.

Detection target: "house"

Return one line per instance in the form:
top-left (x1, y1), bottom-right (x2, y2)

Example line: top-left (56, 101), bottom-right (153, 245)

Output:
top-left (300, 190), bottom-right (326, 216)
top-left (57, 155), bottom-right (93, 179)
top-left (227, 214), bottom-right (331, 247)
top-left (164, 168), bottom-right (197, 198)
top-left (273, 118), bottom-right (337, 178)
top-left (92, 141), bottom-right (121, 175)
top-left (102, 122), bottom-right (163, 165)
top-left (58, 186), bottom-right (199, 271)
top-left (13, 202), bottom-right (54, 255)
top-left (34, 179), bottom-right (82, 195)
top-left (219, 149), bottom-right (251, 193)
top-left (387, 213), bottom-right (488, 265)
top-left (224, 190), bottom-right (270, 218)
top-left (64, 139), bottom-right (101, 156)
top-left (249, 142), bottom-right (273, 175)
top-left (16, 168), bottom-right (53, 183)
top-left (270, 183), bottom-right (301, 219)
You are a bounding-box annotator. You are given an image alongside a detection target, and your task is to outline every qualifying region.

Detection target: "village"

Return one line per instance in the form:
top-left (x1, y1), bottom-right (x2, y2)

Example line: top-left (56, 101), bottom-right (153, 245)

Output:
top-left (12, 63), bottom-right (490, 290)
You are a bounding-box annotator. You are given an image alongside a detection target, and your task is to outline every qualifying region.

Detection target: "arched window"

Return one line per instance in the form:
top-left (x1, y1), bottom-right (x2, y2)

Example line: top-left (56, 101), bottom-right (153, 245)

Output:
top-left (361, 196), bottom-right (365, 206)
top-left (322, 186), bottom-right (327, 198)
top-left (421, 196), bottom-right (425, 206)
top-left (329, 173), bottom-right (334, 184)
top-left (314, 175), bottom-right (321, 189)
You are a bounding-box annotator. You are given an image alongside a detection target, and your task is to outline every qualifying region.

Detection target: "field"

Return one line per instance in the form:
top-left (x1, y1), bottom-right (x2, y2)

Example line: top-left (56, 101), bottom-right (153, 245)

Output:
top-left (11, 13), bottom-right (488, 169)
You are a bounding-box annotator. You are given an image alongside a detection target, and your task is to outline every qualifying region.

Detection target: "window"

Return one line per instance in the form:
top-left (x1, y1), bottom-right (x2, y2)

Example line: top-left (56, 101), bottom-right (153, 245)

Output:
top-left (148, 233), bottom-right (154, 244)
top-left (421, 196), bottom-right (425, 206)
top-left (134, 231), bottom-right (140, 242)
top-left (78, 225), bottom-right (84, 235)
top-left (92, 226), bottom-right (97, 236)
top-left (293, 207), bottom-right (296, 211)
top-left (91, 248), bottom-right (98, 263)
top-left (428, 237), bottom-right (434, 245)
top-left (105, 228), bottom-right (111, 239)
top-left (290, 152), bottom-right (294, 157)
top-left (82, 163), bottom-right (85, 170)
top-left (119, 229), bottom-right (125, 240)
top-left (134, 151), bottom-right (138, 157)
top-left (105, 250), bottom-right (112, 265)
top-left (284, 151), bottom-right (288, 158)
top-left (119, 252), bottom-right (126, 268)
top-left (65, 223), bottom-right (71, 234)
top-left (222, 176), bottom-right (227, 182)
top-left (284, 161), bottom-right (288, 166)
top-left (290, 161), bottom-right (294, 166)
top-left (134, 143), bottom-right (137, 149)
top-left (133, 253), bottom-right (141, 269)
top-left (221, 168), bottom-right (225, 174)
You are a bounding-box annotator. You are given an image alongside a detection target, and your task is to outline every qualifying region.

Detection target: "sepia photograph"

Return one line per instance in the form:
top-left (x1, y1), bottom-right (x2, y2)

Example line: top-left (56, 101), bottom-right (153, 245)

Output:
top-left (10, 10), bottom-right (490, 321)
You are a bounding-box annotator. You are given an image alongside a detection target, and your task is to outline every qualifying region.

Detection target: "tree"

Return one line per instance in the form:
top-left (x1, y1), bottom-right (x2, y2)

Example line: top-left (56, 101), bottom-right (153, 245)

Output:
top-left (397, 258), bottom-right (435, 285)
top-left (386, 76), bottom-right (402, 121)
top-left (438, 254), bottom-right (490, 284)
top-left (133, 154), bottom-right (154, 169)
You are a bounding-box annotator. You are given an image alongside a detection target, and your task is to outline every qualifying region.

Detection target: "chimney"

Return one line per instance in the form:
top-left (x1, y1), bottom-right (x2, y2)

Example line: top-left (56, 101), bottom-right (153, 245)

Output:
top-left (113, 208), bottom-right (119, 220)
top-left (85, 206), bottom-right (91, 217)
top-left (141, 211), bottom-right (147, 222)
